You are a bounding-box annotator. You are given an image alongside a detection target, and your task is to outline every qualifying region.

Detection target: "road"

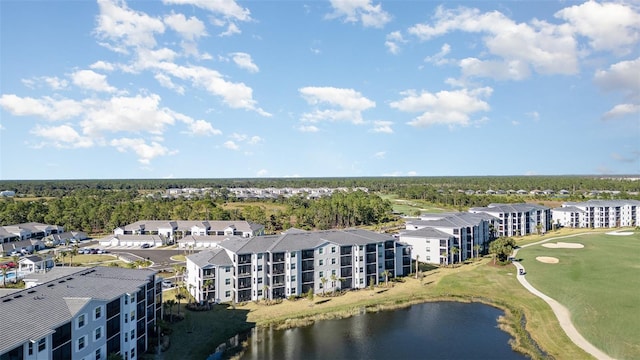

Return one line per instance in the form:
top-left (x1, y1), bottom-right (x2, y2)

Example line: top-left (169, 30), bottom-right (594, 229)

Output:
top-left (512, 233), bottom-right (614, 360)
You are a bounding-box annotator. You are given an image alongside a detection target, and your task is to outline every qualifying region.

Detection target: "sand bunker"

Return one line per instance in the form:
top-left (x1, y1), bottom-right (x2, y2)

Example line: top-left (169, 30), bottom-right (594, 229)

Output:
top-left (606, 231), bottom-right (634, 236)
top-left (542, 242), bottom-right (584, 249)
top-left (536, 256), bottom-right (559, 264)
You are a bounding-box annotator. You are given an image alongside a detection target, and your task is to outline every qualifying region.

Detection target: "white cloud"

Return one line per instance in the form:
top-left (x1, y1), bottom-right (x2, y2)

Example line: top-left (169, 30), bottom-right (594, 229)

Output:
top-left (425, 43), bottom-right (452, 66)
top-left (603, 104), bottom-right (640, 120)
top-left (154, 73), bottom-right (185, 94)
top-left (184, 119), bottom-right (222, 136)
top-left (373, 151), bottom-right (385, 159)
top-left (248, 135), bottom-right (262, 144)
top-left (555, 1), bottom-right (640, 55)
top-left (164, 12), bottom-right (207, 40)
top-left (298, 125), bottom-right (319, 132)
top-left (71, 70), bottom-right (117, 93)
top-left (594, 57), bottom-right (640, 96)
top-left (407, 171), bottom-right (417, 176)
top-left (299, 86), bottom-right (375, 124)
top-left (219, 22), bottom-right (241, 37)
top-left (408, 6), bottom-right (578, 79)
top-left (390, 87), bottom-right (492, 128)
top-left (163, 0), bottom-right (251, 22)
top-left (526, 111), bottom-right (540, 121)
top-left (80, 94), bottom-right (176, 136)
top-left (459, 58), bottom-right (531, 81)
top-left (256, 169), bottom-right (268, 177)
top-left (327, 0), bottom-right (391, 28)
top-left (385, 31), bottom-right (406, 54)
top-left (230, 52), bottom-right (259, 73)
top-left (611, 151), bottom-right (640, 163)
top-left (30, 124), bottom-right (94, 148)
top-left (90, 61), bottom-right (115, 71)
top-left (371, 120), bottom-right (393, 133)
top-left (95, 0), bottom-right (165, 53)
top-left (22, 76), bottom-right (69, 90)
top-left (223, 140), bottom-right (239, 150)
top-left (110, 137), bottom-right (173, 164)
top-left (0, 95), bottom-right (84, 121)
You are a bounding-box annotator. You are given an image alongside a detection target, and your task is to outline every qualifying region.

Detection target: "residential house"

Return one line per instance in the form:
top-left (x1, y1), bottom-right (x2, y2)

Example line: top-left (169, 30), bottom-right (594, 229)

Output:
top-left (114, 220), bottom-right (264, 243)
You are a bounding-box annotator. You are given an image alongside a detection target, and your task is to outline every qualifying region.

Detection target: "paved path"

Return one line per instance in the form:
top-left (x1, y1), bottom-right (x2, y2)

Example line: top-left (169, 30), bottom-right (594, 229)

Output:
top-left (512, 233), bottom-right (614, 360)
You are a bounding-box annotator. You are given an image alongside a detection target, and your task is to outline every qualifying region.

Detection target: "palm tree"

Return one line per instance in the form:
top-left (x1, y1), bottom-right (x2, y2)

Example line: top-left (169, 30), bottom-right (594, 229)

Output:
top-left (69, 246), bottom-right (78, 267)
top-left (473, 244), bottom-right (481, 260)
top-left (175, 293), bottom-right (186, 315)
top-left (451, 247), bottom-right (460, 268)
top-left (536, 223), bottom-right (543, 235)
top-left (164, 300), bottom-right (177, 321)
top-left (204, 279), bottom-right (213, 301)
top-left (11, 255), bottom-right (20, 279)
top-left (262, 285), bottom-right (269, 301)
top-left (415, 254), bottom-right (420, 279)
top-left (320, 277), bottom-right (328, 295)
top-left (188, 284), bottom-right (195, 304)
top-left (381, 270), bottom-right (391, 287)
top-left (330, 273), bottom-right (338, 294)
top-left (1, 265), bottom-right (8, 287)
top-left (440, 250), bottom-right (448, 266)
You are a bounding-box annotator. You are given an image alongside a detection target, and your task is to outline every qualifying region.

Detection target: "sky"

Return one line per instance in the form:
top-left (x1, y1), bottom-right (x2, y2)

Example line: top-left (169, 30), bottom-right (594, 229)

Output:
top-left (0, 0), bottom-right (639, 180)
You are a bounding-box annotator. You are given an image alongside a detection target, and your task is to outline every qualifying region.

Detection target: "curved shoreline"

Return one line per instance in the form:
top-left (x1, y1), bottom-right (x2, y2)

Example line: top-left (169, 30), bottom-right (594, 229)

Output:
top-left (228, 292), bottom-right (546, 359)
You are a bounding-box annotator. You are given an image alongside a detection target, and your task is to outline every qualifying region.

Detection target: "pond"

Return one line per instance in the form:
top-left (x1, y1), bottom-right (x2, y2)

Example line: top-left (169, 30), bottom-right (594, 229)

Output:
top-left (239, 302), bottom-right (528, 360)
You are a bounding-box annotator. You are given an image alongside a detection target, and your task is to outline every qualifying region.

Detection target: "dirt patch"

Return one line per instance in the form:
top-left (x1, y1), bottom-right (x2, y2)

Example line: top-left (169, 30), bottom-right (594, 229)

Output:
top-left (536, 256), bottom-right (559, 264)
top-left (542, 242), bottom-right (584, 249)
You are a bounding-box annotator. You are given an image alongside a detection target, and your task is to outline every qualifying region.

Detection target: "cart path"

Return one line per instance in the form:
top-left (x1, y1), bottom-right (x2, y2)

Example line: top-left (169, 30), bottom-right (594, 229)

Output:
top-left (512, 233), bottom-right (614, 360)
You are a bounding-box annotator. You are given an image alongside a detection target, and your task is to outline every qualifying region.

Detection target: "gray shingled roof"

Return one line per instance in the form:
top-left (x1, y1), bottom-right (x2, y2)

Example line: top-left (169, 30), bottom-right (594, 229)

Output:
top-left (186, 248), bottom-right (233, 268)
top-left (119, 220), bottom-right (264, 233)
top-left (400, 227), bottom-right (452, 239)
top-left (407, 212), bottom-right (493, 229)
top-left (0, 266), bottom-right (156, 353)
top-left (552, 206), bottom-right (585, 213)
top-left (563, 199), bottom-right (640, 207)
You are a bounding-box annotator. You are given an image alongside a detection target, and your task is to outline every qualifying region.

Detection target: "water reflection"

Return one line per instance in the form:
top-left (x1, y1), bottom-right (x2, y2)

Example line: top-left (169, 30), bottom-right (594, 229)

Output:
top-left (240, 302), bottom-right (527, 360)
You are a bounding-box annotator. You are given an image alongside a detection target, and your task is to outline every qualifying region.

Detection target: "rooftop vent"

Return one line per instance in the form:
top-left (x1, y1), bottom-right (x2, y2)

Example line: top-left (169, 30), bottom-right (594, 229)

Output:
top-left (2, 298), bottom-right (12, 303)
top-left (27, 290), bottom-right (36, 294)
top-left (47, 284), bottom-right (55, 287)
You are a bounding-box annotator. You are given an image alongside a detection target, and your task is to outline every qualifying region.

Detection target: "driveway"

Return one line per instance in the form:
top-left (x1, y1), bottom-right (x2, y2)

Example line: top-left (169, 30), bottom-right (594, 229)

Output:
top-left (110, 249), bottom-right (188, 270)
top-left (512, 233), bottom-right (613, 360)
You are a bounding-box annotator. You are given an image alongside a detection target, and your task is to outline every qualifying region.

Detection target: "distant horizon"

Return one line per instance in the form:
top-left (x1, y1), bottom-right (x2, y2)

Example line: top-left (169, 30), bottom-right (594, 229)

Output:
top-left (1, 0), bottom-right (638, 179)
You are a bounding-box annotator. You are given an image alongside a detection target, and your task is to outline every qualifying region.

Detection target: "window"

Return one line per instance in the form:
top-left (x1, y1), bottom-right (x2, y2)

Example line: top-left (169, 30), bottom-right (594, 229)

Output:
top-left (331, 270), bottom-right (336, 276)
top-left (225, 267), bottom-right (230, 272)
top-left (130, 311), bottom-right (135, 321)
top-left (359, 278), bottom-right (364, 284)
top-left (125, 313), bottom-right (128, 323)
top-left (257, 265), bottom-right (262, 271)
top-left (257, 254), bottom-right (263, 259)
top-left (38, 338), bottom-right (45, 352)
top-left (131, 330), bottom-right (135, 340)
top-left (77, 336), bottom-right (86, 351)
top-left (94, 306), bottom-right (102, 320)
top-left (359, 267), bottom-right (363, 273)
top-left (125, 331), bottom-right (128, 343)
top-left (257, 278), bottom-right (263, 284)
top-left (77, 314), bottom-right (86, 328)
top-left (290, 252), bottom-right (296, 258)
top-left (95, 349), bottom-right (101, 360)
top-left (225, 278), bottom-right (231, 285)
top-left (131, 348), bottom-right (135, 358)
top-left (258, 290), bottom-right (263, 296)
top-left (331, 247), bottom-right (336, 253)
top-left (426, 256), bottom-right (431, 261)
top-left (318, 248), bottom-right (323, 254)
top-left (95, 327), bottom-right (102, 341)
top-left (225, 290), bottom-right (231, 297)
top-left (331, 258), bottom-right (336, 265)
top-left (291, 287), bottom-right (296, 293)
top-left (319, 259), bottom-right (324, 266)
top-left (319, 271), bottom-right (323, 278)
top-left (426, 247), bottom-right (430, 252)
top-left (290, 263), bottom-right (296, 270)
top-left (28, 342), bottom-right (33, 355)
top-left (291, 275), bottom-right (296, 282)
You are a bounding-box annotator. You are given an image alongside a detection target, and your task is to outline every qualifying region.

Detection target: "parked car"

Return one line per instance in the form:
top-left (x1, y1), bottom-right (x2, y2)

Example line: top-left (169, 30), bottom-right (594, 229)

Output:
top-left (141, 243), bottom-right (151, 249)
top-left (162, 279), bottom-right (174, 288)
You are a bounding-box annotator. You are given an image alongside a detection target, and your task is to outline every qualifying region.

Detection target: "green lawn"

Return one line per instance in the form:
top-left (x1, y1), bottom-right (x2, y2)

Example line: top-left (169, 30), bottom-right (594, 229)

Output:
top-left (517, 231), bottom-right (640, 359)
top-left (378, 193), bottom-right (450, 215)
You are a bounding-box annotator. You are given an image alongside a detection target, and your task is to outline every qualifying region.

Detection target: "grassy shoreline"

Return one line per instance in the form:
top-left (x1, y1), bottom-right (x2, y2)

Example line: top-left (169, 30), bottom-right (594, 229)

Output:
top-left (163, 229), bottom-right (615, 360)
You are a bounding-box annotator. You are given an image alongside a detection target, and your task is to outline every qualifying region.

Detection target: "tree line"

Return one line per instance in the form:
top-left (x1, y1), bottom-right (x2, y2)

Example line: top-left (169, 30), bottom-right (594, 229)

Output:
top-left (0, 190), bottom-right (393, 235)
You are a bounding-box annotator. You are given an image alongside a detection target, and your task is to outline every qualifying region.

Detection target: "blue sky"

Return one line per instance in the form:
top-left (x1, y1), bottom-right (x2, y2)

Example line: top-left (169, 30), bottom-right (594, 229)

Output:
top-left (1, 0), bottom-right (639, 180)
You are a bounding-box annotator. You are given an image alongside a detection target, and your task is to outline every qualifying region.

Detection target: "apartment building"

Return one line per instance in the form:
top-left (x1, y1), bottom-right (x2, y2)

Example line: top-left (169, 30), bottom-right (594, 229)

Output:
top-left (468, 203), bottom-right (552, 237)
top-left (0, 267), bottom-right (162, 360)
top-left (185, 229), bottom-right (412, 303)
top-left (113, 220), bottom-right (265, 243)
top-left (401, 212), bottom-right (493, 265)
top-left (0, 222), bottom-right (64, 244)
top-left (552, 199), bottom-right (640, 228)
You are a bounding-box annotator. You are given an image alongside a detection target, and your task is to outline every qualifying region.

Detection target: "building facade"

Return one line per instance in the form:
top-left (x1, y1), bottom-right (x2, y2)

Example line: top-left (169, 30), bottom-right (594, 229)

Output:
top-left (468, 203), bottom-right (552, 237)
top-left (113, 220), bottom-right (265, 243)
top-left (0, 267), bottom-right (162, 360)
top-left (401, 212), bottom-right (493, 265)
top-left (552, 199), bottom-right (640, 228)
top-left (185, 229), bottom-right (412, 303)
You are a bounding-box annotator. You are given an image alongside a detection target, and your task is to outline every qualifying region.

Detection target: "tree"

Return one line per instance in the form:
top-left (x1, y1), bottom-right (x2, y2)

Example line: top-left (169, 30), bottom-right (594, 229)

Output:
top-left (330, 273), bottom-right (338, 294)
top-left (69, 246), bottom-right (78, 266)
top-left (175, 293), bottom-right (186, 315)
top-left (164, 299), bottom-right (177, 321)
top-left (451, 247), bottom-right (460, 268)
top-left (489, 237), bottom-right (516, 264)
top-left (536, 223), bottom-right (543, 235)
top-left (320, 277), bottom-right (328, 295)
top-left (1, 265), bottom-right (8, 287)
top-left (203, 279), bottom-right (213, 301)
top-left (473, 244), bottom-right (481, 260)
top-left (11, 255), bottom-right (20, 279)
top-left (262, 285), bottom-right (269, 301)
top-left (415, 254), bottom-right (420, 279)
top-left (381, 270), bottom-right (391, 287)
